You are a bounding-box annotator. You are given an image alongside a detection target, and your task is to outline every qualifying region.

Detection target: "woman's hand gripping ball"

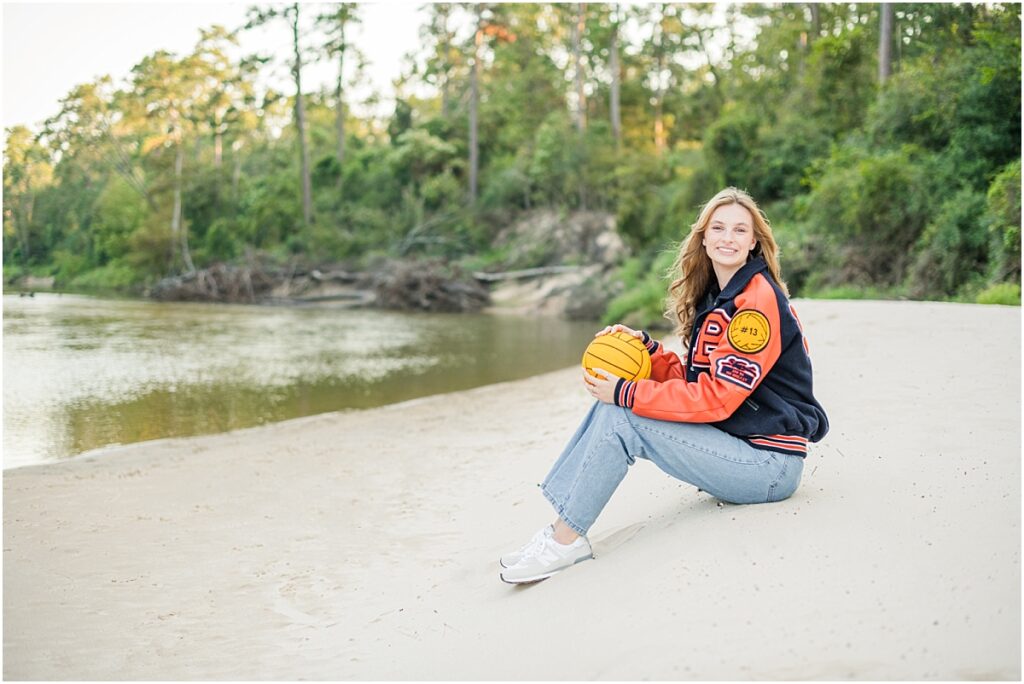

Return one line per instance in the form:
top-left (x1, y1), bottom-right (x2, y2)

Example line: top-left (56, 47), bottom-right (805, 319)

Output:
top-left (582, 367), bottom-right (618, 404)
top-left (584, 323), bottom-right (646, 403)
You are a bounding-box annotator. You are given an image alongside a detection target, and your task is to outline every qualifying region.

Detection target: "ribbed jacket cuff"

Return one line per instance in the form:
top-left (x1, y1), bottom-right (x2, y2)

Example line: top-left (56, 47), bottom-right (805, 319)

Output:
top-left (640, 330), bottom-right (660, 355)
top-left (614, 378), bottom-right (637, 408)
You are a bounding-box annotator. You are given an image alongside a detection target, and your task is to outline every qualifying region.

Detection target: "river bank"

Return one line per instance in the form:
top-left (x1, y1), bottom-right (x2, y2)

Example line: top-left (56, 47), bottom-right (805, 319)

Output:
top-left (3, 300), bottom-right (1020, 679)
top-left (6, 210), bottom-right (631, 319)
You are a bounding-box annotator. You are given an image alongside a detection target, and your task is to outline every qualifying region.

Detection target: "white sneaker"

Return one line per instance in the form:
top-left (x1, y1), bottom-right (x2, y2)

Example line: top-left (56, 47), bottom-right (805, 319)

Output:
top-left (499, 534), bottom-right (593, 584)
top-left (499, 524), bottom-right (553, 568)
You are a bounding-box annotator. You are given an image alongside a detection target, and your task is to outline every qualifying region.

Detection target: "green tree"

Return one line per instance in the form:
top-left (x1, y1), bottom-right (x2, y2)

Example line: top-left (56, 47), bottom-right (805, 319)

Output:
top-left (42, 77), bottom-right (156, 211)
top-left (246, 4), bottom-right (315, 229)
top-left (317, 3), bottom-right (361, 192)
top-left (3, 126), bottom-right (53, 265)
top-left (129, 49), bottom-right (220, 273)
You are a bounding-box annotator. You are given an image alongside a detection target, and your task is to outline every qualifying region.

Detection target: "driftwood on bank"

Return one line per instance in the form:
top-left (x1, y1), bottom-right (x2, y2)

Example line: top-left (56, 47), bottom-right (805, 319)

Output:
top-left (471, 265), bottom-right (584, 282)
top-left (374, 260), bottom-right (490, 313)
top-left (148, 258), bottom-right (490, 312)
top-left (308, 268), bottom-right (361, 283)
top-left (149, 263), bottom-right (278, 303)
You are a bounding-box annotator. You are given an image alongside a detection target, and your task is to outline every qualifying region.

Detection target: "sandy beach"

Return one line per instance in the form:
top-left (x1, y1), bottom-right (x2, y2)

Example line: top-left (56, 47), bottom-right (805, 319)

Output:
top-left (3, 299), bottom-right (1020, 680)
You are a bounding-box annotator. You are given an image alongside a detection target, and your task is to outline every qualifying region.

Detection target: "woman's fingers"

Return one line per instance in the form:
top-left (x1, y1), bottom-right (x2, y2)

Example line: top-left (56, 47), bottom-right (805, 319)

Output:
top-left (582, 369), bottom-right (609, 390)
top-left (582, 368), bottom-right (618, 404)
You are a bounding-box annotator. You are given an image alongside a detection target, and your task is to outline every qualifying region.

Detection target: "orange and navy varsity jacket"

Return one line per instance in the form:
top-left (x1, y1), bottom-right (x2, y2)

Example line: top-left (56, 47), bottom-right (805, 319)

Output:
top-left (613, 256), bottom-right (828, 457)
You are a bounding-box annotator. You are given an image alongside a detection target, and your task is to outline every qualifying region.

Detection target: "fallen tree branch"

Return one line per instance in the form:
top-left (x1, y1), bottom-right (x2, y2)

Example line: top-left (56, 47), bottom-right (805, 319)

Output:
top-left (472, 265), bottom-right (584, 282)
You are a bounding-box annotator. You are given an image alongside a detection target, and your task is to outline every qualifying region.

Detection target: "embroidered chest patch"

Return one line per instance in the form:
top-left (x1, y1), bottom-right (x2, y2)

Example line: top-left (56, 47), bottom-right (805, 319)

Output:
top-left (727, 309), bottom-right (771, 354)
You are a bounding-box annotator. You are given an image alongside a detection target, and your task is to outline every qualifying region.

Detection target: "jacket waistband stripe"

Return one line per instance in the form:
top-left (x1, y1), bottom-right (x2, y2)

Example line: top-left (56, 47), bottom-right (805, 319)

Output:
top-left (750, 434), bottom-right (808, 445)
top-left (748, 437), bottom-right (808, 453)
top-left (749, 435), bottom-right (807, 445)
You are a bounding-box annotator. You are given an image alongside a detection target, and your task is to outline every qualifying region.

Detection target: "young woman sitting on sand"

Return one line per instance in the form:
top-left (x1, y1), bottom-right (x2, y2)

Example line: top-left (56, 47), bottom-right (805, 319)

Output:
top-left (500, 187), bottom-right (829, 584)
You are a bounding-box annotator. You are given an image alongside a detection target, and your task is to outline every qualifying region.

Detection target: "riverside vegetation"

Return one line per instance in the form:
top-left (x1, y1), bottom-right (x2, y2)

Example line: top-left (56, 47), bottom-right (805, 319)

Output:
top-left (4, 4), bottom-right (1020, 327)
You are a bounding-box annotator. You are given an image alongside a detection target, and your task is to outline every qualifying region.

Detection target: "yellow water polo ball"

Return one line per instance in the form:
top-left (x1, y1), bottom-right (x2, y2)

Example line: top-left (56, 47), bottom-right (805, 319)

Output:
top-left (582, 331), bottom-right (652, 382)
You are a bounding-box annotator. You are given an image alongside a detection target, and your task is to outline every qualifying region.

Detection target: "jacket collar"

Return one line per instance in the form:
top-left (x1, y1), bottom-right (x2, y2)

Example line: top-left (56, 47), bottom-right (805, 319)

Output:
top-left (711, 256), bottom-right (770, 303)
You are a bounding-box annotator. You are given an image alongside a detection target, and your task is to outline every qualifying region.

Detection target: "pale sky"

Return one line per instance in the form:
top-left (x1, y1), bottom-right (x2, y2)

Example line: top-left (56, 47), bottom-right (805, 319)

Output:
top-left (2, 2), bottom-right (758, 136)
top-left (2, 1), bottom-right (428, 131)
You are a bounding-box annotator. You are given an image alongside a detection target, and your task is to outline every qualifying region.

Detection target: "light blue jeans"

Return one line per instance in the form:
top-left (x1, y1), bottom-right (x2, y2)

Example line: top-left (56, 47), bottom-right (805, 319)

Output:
top-left (540, 401), bottom-right (805, 536)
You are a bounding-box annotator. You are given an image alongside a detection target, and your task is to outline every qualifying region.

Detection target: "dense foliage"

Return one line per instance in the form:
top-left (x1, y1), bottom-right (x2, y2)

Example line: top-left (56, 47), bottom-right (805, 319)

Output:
top-left (4, 3), bottom-right (1020, 318)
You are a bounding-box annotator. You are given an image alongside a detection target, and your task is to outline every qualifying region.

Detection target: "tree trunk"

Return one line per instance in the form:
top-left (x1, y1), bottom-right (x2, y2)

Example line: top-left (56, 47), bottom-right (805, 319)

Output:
top-left (879, 3), bottom-right (894, 85)
top-left (653, 10), bottom-right (667, 154)
top-left (609, 11), bottom-right (621, 148)
top-left (17, 215), bottom-right (31, 264)
top-left (573, 4), bottom-right (588, 209)
top-left (654, 54), bottom-right (666, 154)
top-left (292, 3), bottom-right (314, 227)
top-left (795, 4), bottom-right (819, 79)
top-left (172, 138), bottom-right (195, 274)
top-left (440, 6), bottom-right (452, 117)
top-left (16, 192), bottom-right (32, 264)
top-left (18, 166), bottom-right (35, 263)
top-left (214, 111), bottom-right (224, 169)
top-left (170, 138), bottom-right (181, 267)
top-left (335, 19), bottom-right (346, 191)
top-left (232, 139), bottom-right (243, 200)
top-left (572, 3), bottom-right (587, 133)
top-left (654, 99), bottom-right (665, 153)
top-left (896, 18), bottom-right (902, 72)
top-left (469, 6), bottom-right (482, 205)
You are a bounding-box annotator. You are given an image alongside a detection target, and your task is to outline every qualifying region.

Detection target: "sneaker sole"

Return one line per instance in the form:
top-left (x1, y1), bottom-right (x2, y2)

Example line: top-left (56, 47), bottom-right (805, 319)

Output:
top-left (499, 554), bottom-right (593, 584)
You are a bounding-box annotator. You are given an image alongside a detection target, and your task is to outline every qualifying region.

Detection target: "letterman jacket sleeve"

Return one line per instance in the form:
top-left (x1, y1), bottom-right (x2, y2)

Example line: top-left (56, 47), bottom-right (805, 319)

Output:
top-left (639, 331), bottom-right (684, 382)
top-left (614, 274), bottom-right (782, 423)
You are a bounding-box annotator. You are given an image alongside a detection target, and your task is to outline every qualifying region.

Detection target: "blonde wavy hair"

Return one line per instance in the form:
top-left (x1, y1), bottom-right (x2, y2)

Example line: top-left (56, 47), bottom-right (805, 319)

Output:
top-left (665, 187), bottom-right (788, 345)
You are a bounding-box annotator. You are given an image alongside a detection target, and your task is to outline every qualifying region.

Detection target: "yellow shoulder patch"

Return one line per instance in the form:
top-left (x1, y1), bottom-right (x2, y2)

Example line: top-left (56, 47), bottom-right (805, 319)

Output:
top-left (727, 309), bottom-right (771, 353)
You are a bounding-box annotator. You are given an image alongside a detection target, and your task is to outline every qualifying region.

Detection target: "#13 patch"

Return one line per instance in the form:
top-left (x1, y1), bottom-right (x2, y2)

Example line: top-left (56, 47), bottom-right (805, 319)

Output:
top-left (727, 309), bottom-right (770, 353)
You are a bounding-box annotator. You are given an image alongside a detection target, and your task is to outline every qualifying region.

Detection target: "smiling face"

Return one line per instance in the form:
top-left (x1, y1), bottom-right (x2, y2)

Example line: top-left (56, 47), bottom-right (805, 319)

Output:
top-left (702, 202), bottom-right (758, 287)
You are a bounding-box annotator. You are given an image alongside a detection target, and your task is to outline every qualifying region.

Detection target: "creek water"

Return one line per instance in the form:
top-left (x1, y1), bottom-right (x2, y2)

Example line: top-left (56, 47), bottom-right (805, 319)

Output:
top-left (3, 293), bottom-right (599, 469)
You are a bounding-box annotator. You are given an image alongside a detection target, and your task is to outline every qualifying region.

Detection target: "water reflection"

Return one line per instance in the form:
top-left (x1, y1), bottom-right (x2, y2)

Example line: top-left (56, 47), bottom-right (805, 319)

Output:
top-left (3, 294), bottom-right (598, 468)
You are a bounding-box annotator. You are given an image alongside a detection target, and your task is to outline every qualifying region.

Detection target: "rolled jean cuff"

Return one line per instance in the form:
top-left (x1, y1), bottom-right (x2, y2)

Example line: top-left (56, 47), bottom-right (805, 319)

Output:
top-left (539, 483), bottom-right (589, 536)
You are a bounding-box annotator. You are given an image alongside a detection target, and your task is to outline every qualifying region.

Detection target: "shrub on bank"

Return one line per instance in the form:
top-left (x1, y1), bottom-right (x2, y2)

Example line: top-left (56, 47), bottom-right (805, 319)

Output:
top-left (69, 261), bottom-right (141, 292)
top-left (906, 188), bottom-right (990, 299)
top-left (985, 160), bottom-right (1022, 285)
top-left (975, 283), bottom-right (1021, 306)
top-left (603, 249), bottom-right (678, 330)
